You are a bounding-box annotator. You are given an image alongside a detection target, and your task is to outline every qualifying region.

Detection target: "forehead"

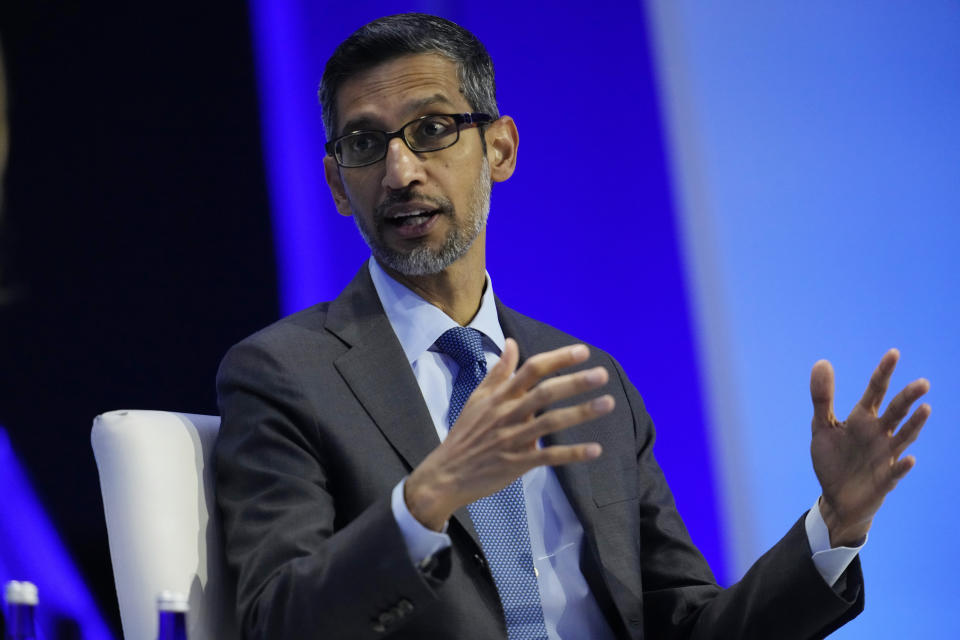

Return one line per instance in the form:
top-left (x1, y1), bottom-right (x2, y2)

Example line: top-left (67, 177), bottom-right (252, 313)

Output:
top-left (335, 53), bottom-right (468, 132)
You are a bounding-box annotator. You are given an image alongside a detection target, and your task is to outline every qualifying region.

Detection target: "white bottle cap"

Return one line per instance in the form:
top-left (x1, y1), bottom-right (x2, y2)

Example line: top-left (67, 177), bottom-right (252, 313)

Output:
top-left (157, 590), bottom-right (189, 613)
top-left (4, 581), bottom-right (39, 606)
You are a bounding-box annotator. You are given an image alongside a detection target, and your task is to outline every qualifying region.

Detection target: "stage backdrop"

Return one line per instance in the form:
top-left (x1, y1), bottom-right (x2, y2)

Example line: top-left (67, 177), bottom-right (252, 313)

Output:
top-left (250, 0), bottom-right (959, 636)
top-left (649, 2), bottom-right (960, 637)
top-left (249, 0), bottom-right (726, 582)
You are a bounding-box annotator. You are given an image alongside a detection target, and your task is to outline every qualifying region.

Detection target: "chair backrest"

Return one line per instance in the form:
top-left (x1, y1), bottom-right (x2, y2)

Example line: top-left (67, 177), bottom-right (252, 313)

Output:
top-left (91, 410), bottom-right (239, 640)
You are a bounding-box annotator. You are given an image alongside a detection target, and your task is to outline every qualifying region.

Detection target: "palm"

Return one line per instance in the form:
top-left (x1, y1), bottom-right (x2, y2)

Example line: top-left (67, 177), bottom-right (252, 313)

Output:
top-left (809, 350), bottom-right (930, 546)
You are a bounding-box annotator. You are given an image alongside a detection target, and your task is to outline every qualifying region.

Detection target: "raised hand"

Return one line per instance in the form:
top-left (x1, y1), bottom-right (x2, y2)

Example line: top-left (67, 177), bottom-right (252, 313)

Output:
top-left (405, 339), bottom-right (613, 531)
top-left (810, 349), bottom-right (930, 547)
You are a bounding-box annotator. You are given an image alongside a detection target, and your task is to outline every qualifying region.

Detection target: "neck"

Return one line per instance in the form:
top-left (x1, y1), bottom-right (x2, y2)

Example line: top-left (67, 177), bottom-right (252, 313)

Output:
top-left (378, 236), bottom-right (487, 326)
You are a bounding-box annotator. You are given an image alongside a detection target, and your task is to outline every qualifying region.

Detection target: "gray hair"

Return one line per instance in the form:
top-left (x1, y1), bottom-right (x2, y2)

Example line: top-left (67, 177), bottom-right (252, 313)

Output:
top-left (318, 13), bottom-right (498, 140)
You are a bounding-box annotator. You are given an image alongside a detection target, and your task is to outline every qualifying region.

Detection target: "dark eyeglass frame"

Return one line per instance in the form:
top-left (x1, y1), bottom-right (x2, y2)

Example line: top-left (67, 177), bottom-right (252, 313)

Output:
top-left (325, 112), bottom-right (494, 168)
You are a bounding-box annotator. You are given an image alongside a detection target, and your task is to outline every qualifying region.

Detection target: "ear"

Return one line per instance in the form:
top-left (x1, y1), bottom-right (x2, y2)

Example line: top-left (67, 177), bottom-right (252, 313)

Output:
top-left (484, 115), bottom-right (519, 183)
top-left (323, 154), bottom-right (354, 217)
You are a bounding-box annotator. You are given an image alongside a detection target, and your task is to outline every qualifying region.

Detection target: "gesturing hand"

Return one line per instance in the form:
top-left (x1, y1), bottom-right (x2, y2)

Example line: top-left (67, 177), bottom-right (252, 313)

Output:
top-left (810, 349), bottom-right (930, 547)
top-left (405, 339), bottom-right (614, 531)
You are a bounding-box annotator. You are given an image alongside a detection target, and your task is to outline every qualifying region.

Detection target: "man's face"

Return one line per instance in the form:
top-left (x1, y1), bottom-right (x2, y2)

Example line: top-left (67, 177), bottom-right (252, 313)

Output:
top-left (324, 54), bottom-right (491, 276)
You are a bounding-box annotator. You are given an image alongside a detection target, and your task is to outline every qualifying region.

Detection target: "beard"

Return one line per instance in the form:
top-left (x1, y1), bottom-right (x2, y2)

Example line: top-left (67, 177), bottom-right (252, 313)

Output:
top-left (350, 159), bottom-right (491, 276)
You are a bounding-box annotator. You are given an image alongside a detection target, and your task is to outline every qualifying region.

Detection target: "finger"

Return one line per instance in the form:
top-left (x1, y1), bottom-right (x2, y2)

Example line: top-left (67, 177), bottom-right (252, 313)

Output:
top-left (506, 366), bottom-right (609, 421)
top-left (857, 348), bottom-right (900, 413)
top-left (481, 337), bottom-right (520, 387)
top-left (891, 403), bottom-right (930, 456)
top-left (881, 377), bottom-right (931, 430)
top-left (517, 442), bottom-right (603, 468)
top-left (889, 454), bottom-right (916, 485)
top-left (810, 359), bottom-right (836, 427)
top-left (507, 395), bottom-right (615, 444)
top-left (504, 344), bottom-right (590, 396)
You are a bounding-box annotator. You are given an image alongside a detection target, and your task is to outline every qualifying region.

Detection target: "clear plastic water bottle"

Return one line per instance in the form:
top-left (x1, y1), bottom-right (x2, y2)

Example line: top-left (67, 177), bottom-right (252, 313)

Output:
top-left (3, 581), bottom-right (38, 640)
top-left (156, 591), bottom-right (188, 640)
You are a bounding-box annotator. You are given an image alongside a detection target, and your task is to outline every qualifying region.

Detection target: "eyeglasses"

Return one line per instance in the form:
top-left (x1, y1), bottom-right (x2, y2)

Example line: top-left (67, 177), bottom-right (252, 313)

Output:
top-left (325, 112), bottom-right (493, 168)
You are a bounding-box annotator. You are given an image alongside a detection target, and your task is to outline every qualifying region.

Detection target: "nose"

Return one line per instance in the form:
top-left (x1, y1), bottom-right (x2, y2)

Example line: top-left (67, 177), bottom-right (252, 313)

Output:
top-left (381, 137), bottom-right (425, 191)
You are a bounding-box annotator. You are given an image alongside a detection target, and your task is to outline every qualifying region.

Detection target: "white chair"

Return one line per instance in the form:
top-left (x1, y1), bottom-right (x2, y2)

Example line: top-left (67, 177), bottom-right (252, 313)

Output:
top-left (91, 410), bottom-right (240, 640)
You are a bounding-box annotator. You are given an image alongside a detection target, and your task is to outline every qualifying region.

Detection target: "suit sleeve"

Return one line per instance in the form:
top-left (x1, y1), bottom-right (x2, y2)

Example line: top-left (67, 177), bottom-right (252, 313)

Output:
top-left (214, 339), bottom-right (449, 640)
top-left (608, 357), bottom-right (864, 640)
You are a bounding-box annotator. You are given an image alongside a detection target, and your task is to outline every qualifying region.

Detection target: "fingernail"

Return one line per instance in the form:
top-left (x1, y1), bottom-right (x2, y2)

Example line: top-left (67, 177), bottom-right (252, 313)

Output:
top-left (591, 396), bottom-right (613, 412)
top-left (585, 444), bottom-right (602, 458)
top-left (571, 345), bottom-right (588, 359)
top-left (585, 368), bottom-right (605, 384)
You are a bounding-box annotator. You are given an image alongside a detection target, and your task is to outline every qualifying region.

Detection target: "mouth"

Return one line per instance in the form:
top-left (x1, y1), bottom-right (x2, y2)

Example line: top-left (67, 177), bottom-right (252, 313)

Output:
top-left (385, 208), bottom-right (440, 228)
top-left (378, 201), bottom-right (448, 239)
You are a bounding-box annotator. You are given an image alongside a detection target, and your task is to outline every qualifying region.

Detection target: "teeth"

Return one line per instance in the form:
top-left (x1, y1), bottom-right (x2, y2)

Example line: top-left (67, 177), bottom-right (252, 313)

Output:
top-left (399, 214), bottom-right (428, 226)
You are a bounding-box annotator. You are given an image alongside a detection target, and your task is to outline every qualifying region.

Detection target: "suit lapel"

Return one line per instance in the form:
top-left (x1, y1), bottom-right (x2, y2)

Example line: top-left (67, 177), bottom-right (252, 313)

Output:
top-left (495, 299), bottom-right (599, 530)
top-left (496, 300), bottom-right (624, 622)
top-left (326, 266), bottom-right (481, 546)
top-left (328, 278), bottom-right (621, 618)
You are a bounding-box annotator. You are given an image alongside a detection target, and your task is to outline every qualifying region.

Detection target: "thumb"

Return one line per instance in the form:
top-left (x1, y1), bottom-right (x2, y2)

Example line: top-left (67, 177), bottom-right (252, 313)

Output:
top-left (810, 359), bottom-right (836, 428)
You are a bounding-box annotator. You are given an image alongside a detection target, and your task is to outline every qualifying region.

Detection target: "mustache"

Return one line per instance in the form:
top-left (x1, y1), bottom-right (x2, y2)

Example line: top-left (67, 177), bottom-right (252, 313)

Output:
top-left (374, 189), bottom-right (454, 221)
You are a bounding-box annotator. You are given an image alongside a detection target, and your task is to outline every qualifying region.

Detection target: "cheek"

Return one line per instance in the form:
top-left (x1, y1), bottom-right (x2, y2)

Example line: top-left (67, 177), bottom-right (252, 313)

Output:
top-left (440, 144), bottom-right (479, 178)
top-left (342, 173), bottom-right (380, 204)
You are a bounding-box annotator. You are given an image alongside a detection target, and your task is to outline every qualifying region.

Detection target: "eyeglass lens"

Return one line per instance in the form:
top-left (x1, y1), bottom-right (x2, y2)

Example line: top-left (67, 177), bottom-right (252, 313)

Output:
top-left (337, 115), bottom-right (460, 167)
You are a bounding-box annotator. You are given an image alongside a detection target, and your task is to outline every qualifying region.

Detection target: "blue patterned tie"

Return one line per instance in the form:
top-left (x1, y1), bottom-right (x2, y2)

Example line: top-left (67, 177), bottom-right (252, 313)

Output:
top-left (435, 327), bottom-right (549, 640)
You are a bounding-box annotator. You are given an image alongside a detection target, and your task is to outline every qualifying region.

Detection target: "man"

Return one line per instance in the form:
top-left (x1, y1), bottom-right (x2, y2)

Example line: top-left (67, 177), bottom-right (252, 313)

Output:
top-left (215, 13), bottom-right (930, 639)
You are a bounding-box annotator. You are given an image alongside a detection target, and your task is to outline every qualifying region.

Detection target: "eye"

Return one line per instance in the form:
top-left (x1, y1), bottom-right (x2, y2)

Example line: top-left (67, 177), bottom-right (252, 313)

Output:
top-left (345, 132), bottom-right (380, 154)
top-left (418, 116), bottom-right (453, 138)
top-left (408, 115), bottom-right (457, 149)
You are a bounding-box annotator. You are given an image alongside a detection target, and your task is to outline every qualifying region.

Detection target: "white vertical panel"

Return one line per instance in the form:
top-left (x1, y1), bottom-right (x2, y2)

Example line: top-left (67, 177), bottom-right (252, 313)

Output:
top-left (645, 1), bottom-right (757, 579)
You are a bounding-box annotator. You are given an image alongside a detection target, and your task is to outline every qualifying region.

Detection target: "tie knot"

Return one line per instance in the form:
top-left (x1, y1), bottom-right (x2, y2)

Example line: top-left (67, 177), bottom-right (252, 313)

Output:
top-left (435, 326), bottom-right (486, 369)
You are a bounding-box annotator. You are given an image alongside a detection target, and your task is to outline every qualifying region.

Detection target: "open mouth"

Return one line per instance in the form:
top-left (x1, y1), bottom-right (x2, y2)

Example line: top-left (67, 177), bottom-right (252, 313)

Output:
top-left (386, 209), bottom-right (440, 227)
top-left (381, 207), bottom-right (443, 239)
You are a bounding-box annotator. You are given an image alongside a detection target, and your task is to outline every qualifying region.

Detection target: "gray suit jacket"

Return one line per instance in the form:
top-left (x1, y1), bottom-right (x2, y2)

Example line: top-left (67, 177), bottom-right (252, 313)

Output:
top-left (215, 265), bottom-right (863, 639)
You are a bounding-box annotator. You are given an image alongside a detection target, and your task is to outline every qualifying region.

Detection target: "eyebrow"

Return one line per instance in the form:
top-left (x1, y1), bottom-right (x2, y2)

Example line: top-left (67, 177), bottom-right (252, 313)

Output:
top-left (339, 93), bottom-right (459, 134)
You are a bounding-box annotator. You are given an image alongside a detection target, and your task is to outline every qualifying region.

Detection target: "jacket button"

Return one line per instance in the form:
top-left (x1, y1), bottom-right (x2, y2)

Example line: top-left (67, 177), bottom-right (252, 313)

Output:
top-left (397, 599), bottom-right (414, 615)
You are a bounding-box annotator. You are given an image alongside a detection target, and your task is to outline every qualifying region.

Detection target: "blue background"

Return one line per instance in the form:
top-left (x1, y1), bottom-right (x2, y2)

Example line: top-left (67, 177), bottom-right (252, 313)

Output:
top-left (648, 3), bottom-right (960, 637)
top-left (1, 1), bottom-right (955, 636)
top-left (252, 0), bottom-right (960, 636)
top-left (250, 0), bottom-right (725, 582)
top-left (252, 2), bottom-right (727, 580)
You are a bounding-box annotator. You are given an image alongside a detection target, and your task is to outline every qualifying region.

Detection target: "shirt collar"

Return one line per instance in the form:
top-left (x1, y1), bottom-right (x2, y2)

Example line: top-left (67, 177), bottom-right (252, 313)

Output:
top-left (368, 258), bottom-right (505, 364)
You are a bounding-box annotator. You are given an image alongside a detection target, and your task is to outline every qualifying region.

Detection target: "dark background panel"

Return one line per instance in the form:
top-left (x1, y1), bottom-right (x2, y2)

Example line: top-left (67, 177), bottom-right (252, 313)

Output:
top-left (0, 2), bottom-right (278, 631)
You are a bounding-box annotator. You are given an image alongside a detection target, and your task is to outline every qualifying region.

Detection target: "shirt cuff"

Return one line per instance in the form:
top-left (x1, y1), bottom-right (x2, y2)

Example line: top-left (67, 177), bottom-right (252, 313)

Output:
top-left (805, 499), bottom-right (866, 587)
top-left (391, 477), bottom-right (451, 567)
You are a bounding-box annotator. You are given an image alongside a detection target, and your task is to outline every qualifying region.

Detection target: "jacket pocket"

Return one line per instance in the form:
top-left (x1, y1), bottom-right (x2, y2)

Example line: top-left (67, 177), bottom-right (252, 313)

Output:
top-left (590, 453), bottom-right (639, 506)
